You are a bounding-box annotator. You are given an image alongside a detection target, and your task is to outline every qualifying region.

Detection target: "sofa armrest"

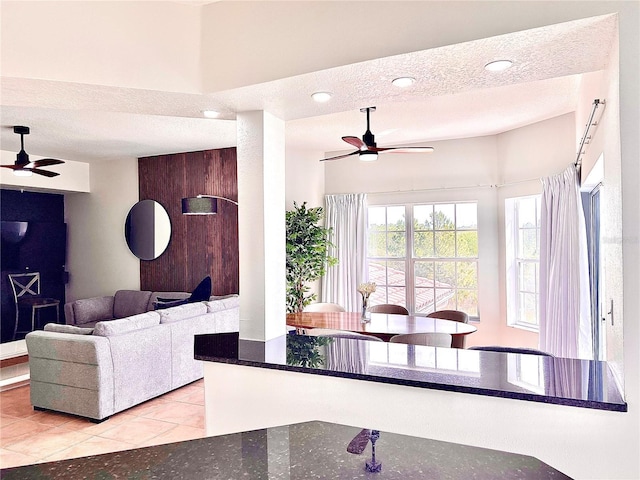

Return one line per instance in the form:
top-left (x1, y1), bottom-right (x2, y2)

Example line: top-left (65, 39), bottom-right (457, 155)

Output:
top-left (26, 331), bottom-right (115, 420)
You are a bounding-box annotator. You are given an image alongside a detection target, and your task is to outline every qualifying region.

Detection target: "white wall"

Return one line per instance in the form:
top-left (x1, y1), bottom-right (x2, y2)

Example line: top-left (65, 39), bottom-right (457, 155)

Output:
top-left (64, 158), bottom-right (139, 302)
top-left (0, 1), bottom-right (202, 93)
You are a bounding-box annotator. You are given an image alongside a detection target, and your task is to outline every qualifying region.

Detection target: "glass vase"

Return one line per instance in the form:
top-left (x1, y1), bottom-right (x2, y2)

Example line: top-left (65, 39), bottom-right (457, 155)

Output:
top-left (361, 298), bottom-right (371, 323)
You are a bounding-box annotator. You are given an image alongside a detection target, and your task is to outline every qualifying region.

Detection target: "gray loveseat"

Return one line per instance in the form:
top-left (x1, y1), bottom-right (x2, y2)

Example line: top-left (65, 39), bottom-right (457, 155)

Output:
top-left (64, 289), bottom-right (203, 327)
top-left (25, 296), bottom-right (239, 421)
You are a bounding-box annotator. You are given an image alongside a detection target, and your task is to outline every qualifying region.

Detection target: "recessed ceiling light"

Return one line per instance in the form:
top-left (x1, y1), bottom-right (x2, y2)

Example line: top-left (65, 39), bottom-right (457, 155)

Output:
top-left (202, 110), bottom-right (220, 119)
top-left (311, 92), bottom-right (332, 103)
top-left (391, 77), bottom-right (416, 88)
top-left (484, 60), bottom-right (513, 72)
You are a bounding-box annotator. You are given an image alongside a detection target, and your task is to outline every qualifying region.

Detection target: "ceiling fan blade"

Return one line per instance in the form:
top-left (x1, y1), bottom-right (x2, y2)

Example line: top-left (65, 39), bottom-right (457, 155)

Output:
top-left (30, 158), bottom-right (64, 168)
top-left (369, 146), bottom-right (435, 153)
top-left (320, 150), bottom-right (360, 162)
top-left (0, 164), bottom-right (23, 170)
top-left (31, 168), bottom-right (60, 178)
top-left (342, 136), bottom-right (366, 149)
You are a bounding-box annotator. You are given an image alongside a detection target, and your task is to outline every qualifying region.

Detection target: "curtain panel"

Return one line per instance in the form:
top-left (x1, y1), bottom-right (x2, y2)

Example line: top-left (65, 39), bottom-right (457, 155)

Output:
top-left (322, 194), bottom-right (367, 312)
top-left (539, 164), bottom-right (593, 359)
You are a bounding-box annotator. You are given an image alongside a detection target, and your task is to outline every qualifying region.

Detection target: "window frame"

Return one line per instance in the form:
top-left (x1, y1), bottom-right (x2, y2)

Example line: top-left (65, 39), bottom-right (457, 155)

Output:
top-left (367, 201), bottom-right (479, 320)
top-left (505, 195), bottom-right (542, 331)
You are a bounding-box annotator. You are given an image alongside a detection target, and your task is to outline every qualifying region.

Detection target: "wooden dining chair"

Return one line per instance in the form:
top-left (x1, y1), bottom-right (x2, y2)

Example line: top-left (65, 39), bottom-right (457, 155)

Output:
top-left (303, 302), bottom-right (346, 313)
top-left (368, 304), bottom-right (409, 315)
top-left (389, 332), bottom-right (453, 347)
top-left (427, 310), bottom-right (469, 348)
top-left (8, 272), bottom-right (60, 340)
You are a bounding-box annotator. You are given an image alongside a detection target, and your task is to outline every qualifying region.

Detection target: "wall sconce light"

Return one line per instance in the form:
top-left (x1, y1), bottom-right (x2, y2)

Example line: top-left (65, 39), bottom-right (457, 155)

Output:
top-left (181, 194), bottom-right (239, 215)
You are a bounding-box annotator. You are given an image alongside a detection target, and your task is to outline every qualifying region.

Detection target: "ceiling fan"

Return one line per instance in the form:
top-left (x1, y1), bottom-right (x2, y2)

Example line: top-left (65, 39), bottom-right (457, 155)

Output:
top-left (320, 106), bottom-right (434, 162)
top-left (1, 126), bottom-right (64, 177)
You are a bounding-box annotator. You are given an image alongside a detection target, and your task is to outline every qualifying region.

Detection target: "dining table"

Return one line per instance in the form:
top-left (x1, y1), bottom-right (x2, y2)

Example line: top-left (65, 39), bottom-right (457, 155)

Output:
top-left (286, 311), bottom-right (477, 343)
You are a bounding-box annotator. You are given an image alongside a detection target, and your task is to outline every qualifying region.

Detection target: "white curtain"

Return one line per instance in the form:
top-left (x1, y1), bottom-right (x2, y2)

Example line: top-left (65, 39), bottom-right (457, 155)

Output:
top-left (539, 164), bottom-right (593, 359)
top-left (322, 194), bottom-right (367, 312)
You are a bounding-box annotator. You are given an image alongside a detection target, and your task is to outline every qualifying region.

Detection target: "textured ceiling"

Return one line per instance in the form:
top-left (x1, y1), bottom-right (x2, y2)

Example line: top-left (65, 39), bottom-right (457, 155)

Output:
top-left (0, 13), bottom-right (617, 163)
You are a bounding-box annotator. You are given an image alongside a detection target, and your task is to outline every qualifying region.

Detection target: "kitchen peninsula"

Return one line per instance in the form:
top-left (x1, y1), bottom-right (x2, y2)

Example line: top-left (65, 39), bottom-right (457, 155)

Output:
top-left (195, 332), bottom-right (627, 479)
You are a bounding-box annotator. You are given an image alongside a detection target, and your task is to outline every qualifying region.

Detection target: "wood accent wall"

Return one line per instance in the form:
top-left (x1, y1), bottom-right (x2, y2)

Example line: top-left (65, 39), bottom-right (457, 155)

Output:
top-left (138, 148), bottom-right (239, 295)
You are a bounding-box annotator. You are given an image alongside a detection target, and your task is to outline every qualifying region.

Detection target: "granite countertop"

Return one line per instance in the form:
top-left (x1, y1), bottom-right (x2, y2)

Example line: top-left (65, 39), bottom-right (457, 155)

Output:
top-left (0, 421), bottom-right (572, 479)
top-left (194, 332), bottom-right (626, 412)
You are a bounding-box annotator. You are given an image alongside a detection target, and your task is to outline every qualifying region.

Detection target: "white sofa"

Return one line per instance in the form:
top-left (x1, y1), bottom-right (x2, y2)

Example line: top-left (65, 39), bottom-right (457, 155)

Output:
top-left (25, 296), bottom-right (239, 421)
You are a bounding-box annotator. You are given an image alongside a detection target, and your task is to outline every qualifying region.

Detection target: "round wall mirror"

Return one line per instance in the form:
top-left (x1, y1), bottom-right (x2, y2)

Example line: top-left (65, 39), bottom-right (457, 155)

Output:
top-left (125, 200), bottom-right (171, 261)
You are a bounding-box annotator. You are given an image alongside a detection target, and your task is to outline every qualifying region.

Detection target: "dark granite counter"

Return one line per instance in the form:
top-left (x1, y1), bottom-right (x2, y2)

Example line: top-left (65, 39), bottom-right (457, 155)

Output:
top-left (0, 420), bottom-right (571, 479)
top-left (194, 332), bottom-right (626, 412)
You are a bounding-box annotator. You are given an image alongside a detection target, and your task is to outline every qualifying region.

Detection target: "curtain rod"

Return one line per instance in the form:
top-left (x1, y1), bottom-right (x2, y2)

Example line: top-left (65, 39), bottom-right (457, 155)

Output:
top-left (575, 99), bottom-right (605, 171)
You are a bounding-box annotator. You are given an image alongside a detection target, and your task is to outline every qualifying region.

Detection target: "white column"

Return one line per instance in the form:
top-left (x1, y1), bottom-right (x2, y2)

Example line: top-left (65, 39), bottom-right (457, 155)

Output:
top-left (236, 111), bottom-right (286, 341)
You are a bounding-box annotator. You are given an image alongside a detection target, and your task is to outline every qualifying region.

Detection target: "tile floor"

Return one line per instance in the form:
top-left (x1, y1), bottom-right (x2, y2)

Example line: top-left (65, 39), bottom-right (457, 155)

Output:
top-left (0, 380), bottom-right (206, 469)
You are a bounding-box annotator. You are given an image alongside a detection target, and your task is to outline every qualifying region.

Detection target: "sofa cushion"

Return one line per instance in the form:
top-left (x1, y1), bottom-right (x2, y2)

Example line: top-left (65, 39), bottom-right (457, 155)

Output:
top-left (72, 297), bottom-right (114, 325)
top-left (158, 302), bottom-right (208, 324)
top-left (205, 295), bottom-right (240, 313)
top-left (44, 324), bottom-right (94, 335)
top-left (113, 290), bottom-right (152, 318)
top-left (93, 311), bottom-right (160, 336)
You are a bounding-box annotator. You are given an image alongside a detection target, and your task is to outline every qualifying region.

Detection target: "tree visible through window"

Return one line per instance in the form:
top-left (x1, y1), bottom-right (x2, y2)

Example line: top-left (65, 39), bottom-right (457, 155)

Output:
top-left (367, 203), bottom-right (479, 318)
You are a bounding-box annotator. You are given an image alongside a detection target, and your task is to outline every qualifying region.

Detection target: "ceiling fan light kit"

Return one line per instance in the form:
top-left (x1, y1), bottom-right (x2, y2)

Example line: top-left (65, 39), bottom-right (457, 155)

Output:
top-left (1, 126), bottom-right (65, 177)
top-left (320, 106), bottom-right (434, 162)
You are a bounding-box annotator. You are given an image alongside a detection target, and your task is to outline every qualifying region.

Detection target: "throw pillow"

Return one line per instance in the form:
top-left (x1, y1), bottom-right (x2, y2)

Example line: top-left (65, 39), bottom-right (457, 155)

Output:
top-left (189, 276), bottom-right (212, 302)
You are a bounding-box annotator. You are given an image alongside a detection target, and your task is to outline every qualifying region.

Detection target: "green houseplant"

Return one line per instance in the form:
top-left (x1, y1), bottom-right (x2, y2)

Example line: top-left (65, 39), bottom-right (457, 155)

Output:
top-left (286, 201), bottom-right (338, 313)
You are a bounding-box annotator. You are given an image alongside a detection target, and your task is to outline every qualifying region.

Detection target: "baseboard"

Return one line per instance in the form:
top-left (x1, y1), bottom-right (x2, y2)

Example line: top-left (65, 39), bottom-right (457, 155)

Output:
top-left (0, 373), bottom-right (30, 392)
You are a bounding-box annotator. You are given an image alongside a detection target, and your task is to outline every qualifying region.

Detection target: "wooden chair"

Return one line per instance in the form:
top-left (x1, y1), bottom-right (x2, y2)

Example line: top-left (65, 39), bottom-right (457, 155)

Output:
top-left (8, 272), bottom-right (59, 340)
top-left (303, 302), bottom-right (346, 313)
top-left (427, 310), bottom-right (469, 348)
top-left (368, 304), bottom-right (409, 315)
top-left (389, 332), bottom-right (452, 347)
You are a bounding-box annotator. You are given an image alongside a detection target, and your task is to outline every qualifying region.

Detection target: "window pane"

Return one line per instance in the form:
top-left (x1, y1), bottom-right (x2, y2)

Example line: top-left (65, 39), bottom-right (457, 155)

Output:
top-left (457, 261), bottom-right (477, 288)
top-left (387, 206), bottom-right (405, 231)
top-left (434, 204), bottom-right (455, 230)
top-left (368, 207), bottom-right (386, 228)
top-left (414, 231), bottom-right (434, 257)
top-left (387, 287), bottom-right (407, 308)
top-left (368, 232), bottom-right (386, 257)
top-left (386, 261), bottom-right (406, 286)
top-left (414, 205), bottom-right (433, 230)
top-left (435, 261), bottom-right (455, 285)
top-left (519, 262), bottom-right (536, 292)
top-left (456, 231), bottom-right (478, 257)
top-left (520, 229), bottom-right (538, 258)
top-left (386, 232), bottom-right (406, 257)
top-left (435, 231), bottom-right (455, 257)
top-left (435, 289), bottom-right (456, 310)
top-left (368, 261), bottom-right (386, 286)
top-left (520, 292), bottom-right (538, 324)
top-left (414, 288), bottom-right (436, 313)
top-left (518, 197), bottom-right (537, 228)
top-left (414, 261), bottom-right (434, 285)
top-left (456, 203), bottom-right (477, 229)
top-left (457, 290), bottom-right (478, 316)
top-left (369, 288), bottom-right (387, 306)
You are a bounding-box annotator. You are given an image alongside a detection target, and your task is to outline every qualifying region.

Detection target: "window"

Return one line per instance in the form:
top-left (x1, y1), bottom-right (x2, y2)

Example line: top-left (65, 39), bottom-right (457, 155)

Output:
top-left (505, 195), bottom-right (541, 330)
top-left (367, 202), bottom-right (479, 318)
